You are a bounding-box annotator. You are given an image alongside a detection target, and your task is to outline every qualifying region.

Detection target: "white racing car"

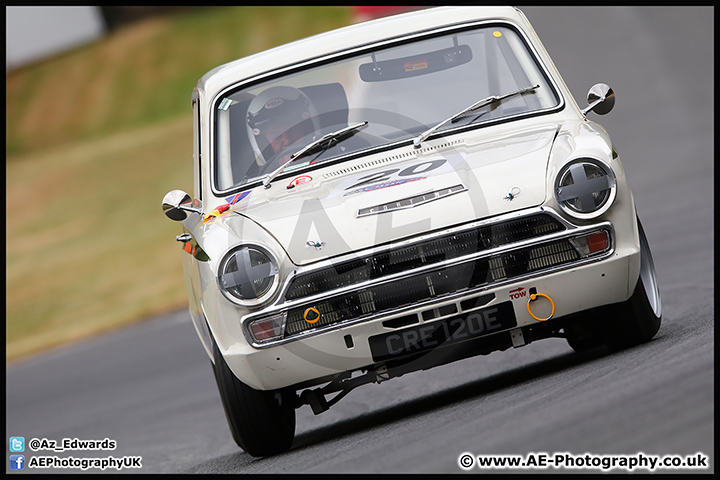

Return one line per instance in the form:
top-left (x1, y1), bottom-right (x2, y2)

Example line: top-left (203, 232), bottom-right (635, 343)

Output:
top-left (162, 6), bottom-right (661, 457)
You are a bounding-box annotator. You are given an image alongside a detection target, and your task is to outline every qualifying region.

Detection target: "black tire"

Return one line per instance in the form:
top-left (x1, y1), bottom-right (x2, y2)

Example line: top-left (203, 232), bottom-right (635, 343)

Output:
top-left (565, 217), bottom-right (661, 352)
top-left (564, 314), bottom-right (606, 353)
top-left (603, 217), bottom-right (662, 350)
top-left (210, 335), bottom-right (296, 457)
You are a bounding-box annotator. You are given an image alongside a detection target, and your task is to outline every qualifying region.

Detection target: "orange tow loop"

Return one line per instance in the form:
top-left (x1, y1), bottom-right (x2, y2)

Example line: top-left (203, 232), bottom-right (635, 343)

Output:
top-left (527, 293), bottom-right (555, 321)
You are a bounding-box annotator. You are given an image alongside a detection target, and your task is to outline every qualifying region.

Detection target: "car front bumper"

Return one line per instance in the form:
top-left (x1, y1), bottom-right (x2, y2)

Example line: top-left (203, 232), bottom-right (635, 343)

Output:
top-left (212, 206), bottom-right (640, 391)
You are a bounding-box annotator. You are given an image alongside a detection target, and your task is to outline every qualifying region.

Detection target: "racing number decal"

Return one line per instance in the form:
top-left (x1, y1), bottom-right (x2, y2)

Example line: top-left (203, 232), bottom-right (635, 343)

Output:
top-left (345, 169), bottom-right (400, 191)
top-left (344, 159), bottom-right (447, 191)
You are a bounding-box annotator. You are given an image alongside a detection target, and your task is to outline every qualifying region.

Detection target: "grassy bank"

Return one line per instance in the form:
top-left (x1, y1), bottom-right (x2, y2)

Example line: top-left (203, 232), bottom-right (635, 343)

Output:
top-left (6, 6), bottom-right (353, 362)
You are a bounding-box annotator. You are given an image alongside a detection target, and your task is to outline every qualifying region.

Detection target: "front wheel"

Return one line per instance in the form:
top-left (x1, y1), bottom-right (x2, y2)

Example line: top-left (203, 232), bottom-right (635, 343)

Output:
top-left (565, 217), bottom-right (661, 352)
top-left (603, 218), bottom-right (662, 350)
top-left (210, 335), bottom-right (296, 457)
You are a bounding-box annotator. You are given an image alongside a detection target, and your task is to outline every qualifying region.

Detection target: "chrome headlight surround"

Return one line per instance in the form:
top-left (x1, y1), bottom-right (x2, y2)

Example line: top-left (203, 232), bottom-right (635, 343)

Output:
top-left (554, 158), bottom-right (617, 220)
top-left (217, 244), bottom-right (280, 307)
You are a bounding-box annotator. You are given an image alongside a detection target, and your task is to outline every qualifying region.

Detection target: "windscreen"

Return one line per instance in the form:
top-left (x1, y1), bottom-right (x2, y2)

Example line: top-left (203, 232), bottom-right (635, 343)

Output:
top-left (213, 24), bottom-right (561, 192)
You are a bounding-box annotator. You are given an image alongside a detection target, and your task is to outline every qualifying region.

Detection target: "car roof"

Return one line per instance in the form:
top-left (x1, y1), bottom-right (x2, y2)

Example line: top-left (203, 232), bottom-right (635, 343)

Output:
top-left (197, 6), bottom-right (534, 102)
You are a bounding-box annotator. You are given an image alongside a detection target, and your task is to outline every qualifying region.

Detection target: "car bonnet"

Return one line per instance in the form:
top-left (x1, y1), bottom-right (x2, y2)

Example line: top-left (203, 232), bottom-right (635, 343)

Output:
top-left (230, 125), bottom-right (557, 265)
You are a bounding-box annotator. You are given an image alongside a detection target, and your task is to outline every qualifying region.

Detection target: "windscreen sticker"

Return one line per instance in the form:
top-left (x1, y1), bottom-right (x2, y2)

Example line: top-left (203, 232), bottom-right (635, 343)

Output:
top-left (218, 98), bottom-right (233, 111)
top-left (283, 161), bottom-right (312, 173)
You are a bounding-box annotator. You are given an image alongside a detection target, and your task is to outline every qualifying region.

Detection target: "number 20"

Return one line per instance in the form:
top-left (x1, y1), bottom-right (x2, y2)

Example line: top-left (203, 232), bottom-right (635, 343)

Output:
top-left (345, 159), bottom-right (447, 190)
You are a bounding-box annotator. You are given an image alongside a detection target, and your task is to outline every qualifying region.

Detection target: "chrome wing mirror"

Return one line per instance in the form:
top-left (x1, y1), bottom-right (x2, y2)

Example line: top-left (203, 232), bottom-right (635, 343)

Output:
top-left (162, 190), bottom-right (202, 221)
top-left (581, 83), bottom-right (615, 116)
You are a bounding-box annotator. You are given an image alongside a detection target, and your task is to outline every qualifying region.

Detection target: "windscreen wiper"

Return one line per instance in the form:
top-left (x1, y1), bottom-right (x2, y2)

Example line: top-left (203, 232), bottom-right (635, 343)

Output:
top-left (263, 121), bottom-right (368, 188)
top-left (412, 85), bottom-right (539, 149)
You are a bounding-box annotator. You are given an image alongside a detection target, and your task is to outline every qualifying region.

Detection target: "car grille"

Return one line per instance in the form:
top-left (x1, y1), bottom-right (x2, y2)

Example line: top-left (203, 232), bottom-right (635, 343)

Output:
top-left (282, 213), bottom-right (577, 337)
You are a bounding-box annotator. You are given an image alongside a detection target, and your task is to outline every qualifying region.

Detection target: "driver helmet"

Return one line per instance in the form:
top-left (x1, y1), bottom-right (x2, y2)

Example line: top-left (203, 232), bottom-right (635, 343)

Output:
top-left (246, 86), bottom-right (319, 166)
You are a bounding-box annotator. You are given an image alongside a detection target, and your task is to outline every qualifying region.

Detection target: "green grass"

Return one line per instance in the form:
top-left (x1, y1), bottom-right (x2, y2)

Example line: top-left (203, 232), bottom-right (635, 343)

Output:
top-left (5, 6), bottom-right (354, 362)
top-left (6, 6), bottom-right (353, 156)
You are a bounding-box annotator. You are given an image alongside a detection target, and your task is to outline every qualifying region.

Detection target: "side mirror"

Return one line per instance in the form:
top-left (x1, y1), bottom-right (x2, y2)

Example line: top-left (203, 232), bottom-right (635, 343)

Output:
top-left (581, 83), bottom-right (615, 116)
top-left (162, 190), bottom-right (202, 221)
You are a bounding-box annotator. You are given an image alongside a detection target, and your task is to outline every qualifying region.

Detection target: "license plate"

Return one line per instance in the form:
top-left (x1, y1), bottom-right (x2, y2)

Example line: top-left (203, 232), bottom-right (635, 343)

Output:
top-left (369, 302), bottom-right (517, 362)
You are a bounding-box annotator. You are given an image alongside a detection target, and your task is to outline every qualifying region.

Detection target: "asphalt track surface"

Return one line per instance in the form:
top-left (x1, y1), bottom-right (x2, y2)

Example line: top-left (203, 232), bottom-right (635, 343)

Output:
top-left (6, 7), bottom-right (713, 474)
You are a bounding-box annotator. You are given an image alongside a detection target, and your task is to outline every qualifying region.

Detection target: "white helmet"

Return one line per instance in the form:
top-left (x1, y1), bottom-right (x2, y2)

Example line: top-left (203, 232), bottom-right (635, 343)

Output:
top-left (246, 86), bottom-right (318, 166)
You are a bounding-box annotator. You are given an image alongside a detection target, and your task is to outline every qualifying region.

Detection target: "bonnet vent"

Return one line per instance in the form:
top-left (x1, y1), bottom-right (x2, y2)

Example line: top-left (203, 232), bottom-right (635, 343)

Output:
top-left (323, 139), bottom-right (462, 179)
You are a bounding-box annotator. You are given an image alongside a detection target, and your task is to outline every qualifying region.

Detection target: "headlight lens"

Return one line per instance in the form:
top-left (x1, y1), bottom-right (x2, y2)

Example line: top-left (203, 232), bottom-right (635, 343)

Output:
top-left (555, 158), bottom-right (616, 218)
top-left (218, 245), bottom-right (279, 305)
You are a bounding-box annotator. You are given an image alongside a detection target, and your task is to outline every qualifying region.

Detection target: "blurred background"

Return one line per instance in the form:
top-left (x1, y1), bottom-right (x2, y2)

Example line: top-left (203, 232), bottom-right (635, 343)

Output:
top-left (5, 6), bottom-right (422, 362)
top-left (5, 6), bottom-right (713, 473)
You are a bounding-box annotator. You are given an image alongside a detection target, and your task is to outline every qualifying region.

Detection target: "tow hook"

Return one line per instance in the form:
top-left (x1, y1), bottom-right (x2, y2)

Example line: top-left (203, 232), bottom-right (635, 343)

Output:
top-left (527, 287), bottom-right (555, 321)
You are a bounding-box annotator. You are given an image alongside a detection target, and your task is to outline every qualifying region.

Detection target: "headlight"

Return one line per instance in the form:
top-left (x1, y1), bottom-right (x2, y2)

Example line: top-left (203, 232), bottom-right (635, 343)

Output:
top-left (217, 245), bottom-right (279, 306)
top-left (555, 158), bottom-right (616, 219)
